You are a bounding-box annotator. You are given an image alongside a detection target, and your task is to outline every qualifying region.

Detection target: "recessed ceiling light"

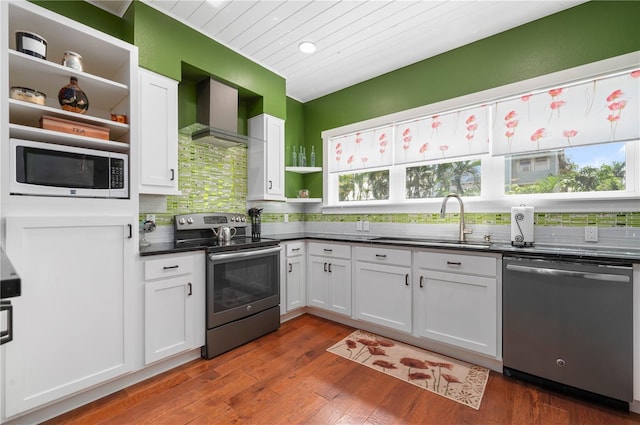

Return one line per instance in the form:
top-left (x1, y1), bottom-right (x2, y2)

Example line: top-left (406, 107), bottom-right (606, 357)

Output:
top-left (298, 41), bottom-right (317, 54)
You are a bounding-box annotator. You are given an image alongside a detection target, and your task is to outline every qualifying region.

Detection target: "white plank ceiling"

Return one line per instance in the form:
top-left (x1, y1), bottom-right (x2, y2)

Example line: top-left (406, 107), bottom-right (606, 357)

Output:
top-left (88, 0), bottom-right (586, 102)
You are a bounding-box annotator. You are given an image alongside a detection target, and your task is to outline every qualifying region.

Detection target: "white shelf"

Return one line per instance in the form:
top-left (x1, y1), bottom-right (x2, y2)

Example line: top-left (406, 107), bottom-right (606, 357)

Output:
top-left (10, 123), bottom-right (130, 153)
top-left (9, 50), bottom-right (129, 114)
top-left (285, 166), bottom-right (322, 174)
top-left (9, 99), bottom-right (130, 141)
top-left (286, 197), bottom-right (322, 203)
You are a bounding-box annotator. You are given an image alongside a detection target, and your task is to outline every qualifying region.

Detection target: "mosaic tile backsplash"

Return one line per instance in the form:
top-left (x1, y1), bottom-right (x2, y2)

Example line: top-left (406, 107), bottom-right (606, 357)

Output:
top-left (140, 129), bottom-right (638, 233)
top-left (144, 129), bottom-right (248, 226)
top-left (261, 211), bottom-right (640, 227)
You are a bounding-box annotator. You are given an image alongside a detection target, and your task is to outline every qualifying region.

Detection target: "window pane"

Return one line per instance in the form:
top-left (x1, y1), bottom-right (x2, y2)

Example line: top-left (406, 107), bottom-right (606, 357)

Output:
top-left (505, 142), bottom-right (626, 194)
top-left (406, 160), bottom-right (481, 199)
top-left (339, 170), bottom-right (389, 201)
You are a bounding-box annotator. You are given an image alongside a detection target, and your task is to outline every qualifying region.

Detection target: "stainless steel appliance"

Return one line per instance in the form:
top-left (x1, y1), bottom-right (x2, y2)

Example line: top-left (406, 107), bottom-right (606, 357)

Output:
top-left (174, 212), bottom-right (280, 359)
top-left (503, 255), bottom-right (633, 409)
top-left (10, 138), bottom-right (128, 198)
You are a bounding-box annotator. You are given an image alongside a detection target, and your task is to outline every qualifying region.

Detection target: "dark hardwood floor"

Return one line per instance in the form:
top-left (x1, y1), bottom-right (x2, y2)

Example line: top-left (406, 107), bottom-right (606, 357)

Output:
top-left (45, 314), bottom-right (640, 425)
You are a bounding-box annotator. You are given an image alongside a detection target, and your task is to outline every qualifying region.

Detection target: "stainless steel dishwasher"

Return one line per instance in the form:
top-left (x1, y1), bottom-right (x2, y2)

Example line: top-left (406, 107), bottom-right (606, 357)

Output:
top-left (502, 255), bottom-right (633, 408)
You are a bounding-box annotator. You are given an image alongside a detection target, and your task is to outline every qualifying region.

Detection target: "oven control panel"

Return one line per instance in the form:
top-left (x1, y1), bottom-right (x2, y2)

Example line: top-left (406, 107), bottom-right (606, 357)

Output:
top-left (175, 212), bottom-right (247, 230)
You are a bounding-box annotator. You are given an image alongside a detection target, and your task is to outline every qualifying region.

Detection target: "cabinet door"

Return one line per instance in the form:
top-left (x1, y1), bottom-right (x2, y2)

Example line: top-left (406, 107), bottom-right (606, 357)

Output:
top-left (286, 255), bottom-right (306, 311)
top-left (327, 258), bottom-right (352, 316)
top-left (265, 115), bottom-right (285, 198)
top-left (307, 255), bottom-right (329, 309)
top-left (247, 114), bottom-right (285, 201)
top-left (145, 277), bottom-right (194, 364)
top-left (414, 269), bottom-right (497, 356)
top-left (4, 216), bottom-right (134, 417)
top-left (355, 261), bottom-right (412, 332)
top-left (139, 68), bottom-right (179, 195)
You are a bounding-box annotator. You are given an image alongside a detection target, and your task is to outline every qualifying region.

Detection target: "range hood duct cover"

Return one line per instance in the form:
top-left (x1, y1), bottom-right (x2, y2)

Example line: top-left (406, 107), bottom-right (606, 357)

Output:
top-left (192, 78), bottom-right (249, 147)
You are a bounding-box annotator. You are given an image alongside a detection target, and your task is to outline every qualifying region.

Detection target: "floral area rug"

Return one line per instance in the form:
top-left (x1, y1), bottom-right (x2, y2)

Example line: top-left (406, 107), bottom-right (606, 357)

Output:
top-left (327, 330), bottom-right (490, 410)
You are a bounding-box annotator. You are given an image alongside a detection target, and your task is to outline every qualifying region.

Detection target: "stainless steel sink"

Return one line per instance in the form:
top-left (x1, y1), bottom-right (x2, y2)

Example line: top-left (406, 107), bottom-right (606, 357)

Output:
top-left (370, 236), bottom-right (491, 249)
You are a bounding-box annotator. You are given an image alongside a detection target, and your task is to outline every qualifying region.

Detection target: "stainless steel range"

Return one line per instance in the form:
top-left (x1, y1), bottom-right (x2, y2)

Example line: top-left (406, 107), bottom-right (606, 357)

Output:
top-left (174, 212), bottom-right (281, 359)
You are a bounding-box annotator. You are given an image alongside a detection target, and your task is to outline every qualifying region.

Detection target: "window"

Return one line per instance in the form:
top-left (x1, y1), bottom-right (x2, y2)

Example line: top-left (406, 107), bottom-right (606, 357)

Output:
top-left (338, 170), bottom-right (389, 201)
top-left (505, 142), bottom-right (627, 194)
top-left (406, 159), bottom-right (481, 199)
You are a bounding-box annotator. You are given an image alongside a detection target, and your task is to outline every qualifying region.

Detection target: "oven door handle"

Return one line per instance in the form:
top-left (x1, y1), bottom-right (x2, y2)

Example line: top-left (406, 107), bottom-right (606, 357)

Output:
top-left (208, 246), bottom-right (281, 262)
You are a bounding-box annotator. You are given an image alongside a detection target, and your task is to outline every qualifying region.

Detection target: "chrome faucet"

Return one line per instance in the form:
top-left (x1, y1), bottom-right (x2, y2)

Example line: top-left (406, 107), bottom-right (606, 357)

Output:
top-left (439, 193), bottom-right (471, 242)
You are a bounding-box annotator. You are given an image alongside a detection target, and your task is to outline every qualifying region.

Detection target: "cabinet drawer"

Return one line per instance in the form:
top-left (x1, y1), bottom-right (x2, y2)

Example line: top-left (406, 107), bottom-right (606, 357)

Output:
top-left (355, 246), bottom-right (411, 267)
top-left (308, 242), bottom-right (351, 259)
top-left (415, 251), bottom-right (496, 277)
top-left (286, 242), bottom-right (305, 257)
top-left (144, 255), bottom-right (194, 280)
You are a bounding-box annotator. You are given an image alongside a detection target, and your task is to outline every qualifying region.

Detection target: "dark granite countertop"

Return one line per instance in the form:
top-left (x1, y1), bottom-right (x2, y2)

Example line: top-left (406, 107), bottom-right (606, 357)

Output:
top-left (139, 233), bottom-right (640, 263)
top-left (266, 233), bottom-right (640, 263)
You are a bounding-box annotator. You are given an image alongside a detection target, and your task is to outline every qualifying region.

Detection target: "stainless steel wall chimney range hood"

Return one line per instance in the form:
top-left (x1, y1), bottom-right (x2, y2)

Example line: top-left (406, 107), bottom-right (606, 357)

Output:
top-left (191, 78), bottom-right (249, 148)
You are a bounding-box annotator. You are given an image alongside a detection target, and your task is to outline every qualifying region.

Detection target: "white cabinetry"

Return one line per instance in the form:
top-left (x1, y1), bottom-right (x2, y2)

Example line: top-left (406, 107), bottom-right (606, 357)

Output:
top-left (284, 241), bottom-right (306, 312)
top-left (247, 114), bottom-right (285, 201)
top-left (354, 246), bottom-right (412, 333)
top-left (1, 0), bottom-right (138, 214)
top-left (139, 68), bottom-right (180, 195)
top-left (307, 242), bottom-right (351, 315)
top-left (413, 250), bottom-right (499, 357)
top-left (3, 216), bottom-right (135, 419)
top-left (143, 252), bottom-right (205, 365)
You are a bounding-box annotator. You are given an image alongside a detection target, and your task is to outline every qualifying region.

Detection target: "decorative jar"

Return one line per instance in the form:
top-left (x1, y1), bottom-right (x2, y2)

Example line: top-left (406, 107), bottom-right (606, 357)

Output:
top-left (61, 51), bottom-right (83, 71)
top-left (58, 77), bottom-right (89, 114)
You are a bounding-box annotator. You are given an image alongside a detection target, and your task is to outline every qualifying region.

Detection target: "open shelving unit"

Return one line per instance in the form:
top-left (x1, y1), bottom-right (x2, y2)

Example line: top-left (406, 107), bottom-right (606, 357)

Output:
top-left (285, 166), bottom-right (323, 203)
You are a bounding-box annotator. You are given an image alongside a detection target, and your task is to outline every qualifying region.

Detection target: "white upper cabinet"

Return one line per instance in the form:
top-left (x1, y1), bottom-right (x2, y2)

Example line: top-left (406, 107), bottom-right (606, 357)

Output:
top-left (138, 68), bottom-right (180, 195)
top-left (247, 114), bottom-right (285, 201)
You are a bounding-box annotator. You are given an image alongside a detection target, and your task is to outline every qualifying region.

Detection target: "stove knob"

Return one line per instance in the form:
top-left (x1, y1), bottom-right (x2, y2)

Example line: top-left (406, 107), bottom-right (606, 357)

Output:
top-left (178, 218), bottom-right (186, 225)
top-left (241, 216), bottom-right (246, 222)
top-left (230, 216), bottom-right (236, 222)
top-left (187, 217), bottom-right (194, 224)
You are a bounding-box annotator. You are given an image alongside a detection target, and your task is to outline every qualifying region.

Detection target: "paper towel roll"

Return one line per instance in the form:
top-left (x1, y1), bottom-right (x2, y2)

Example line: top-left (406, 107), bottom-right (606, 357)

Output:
top-left (511, 206), bottom-right (534, 245)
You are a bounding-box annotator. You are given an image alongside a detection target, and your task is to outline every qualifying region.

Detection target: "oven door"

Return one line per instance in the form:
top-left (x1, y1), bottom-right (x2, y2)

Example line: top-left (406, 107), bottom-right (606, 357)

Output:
top-left (206, 245), bottom-right (281, 329)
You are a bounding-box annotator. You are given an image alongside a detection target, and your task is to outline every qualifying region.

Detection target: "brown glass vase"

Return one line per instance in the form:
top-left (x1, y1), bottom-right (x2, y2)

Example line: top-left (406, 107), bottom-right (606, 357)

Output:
top-left (58, 76), bottom-right (89, 114)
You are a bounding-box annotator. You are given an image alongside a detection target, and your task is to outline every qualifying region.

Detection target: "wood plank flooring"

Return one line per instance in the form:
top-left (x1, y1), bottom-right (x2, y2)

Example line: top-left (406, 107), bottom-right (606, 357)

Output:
top-left (45, 314), bottom-right (640, 425)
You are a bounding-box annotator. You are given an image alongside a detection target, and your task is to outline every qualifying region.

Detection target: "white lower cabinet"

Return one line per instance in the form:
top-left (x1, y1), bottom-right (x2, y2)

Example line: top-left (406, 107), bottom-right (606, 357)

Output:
top-left (284, 242), bottom-right (306, 312)
top-left (3, 216), bottom-right (135, 419)
top-left (307, 242), bottom-right (351, 315)
top-left (413, 250), bottom-right (499, 357)
top-left (354, 246), bottom-right (412, 333)
top-left (143, 252), bottom-right (205, 365)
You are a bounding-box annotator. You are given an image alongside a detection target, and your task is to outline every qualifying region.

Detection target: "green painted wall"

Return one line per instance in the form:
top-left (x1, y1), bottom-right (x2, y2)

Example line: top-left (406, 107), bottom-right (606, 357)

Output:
top-left (285, 97), bottom-right (304, 198)
top-left (32, 0), bottom-right (287, 123)
top-left (130, 2), bottom-right (285, 123)
top-left (303, 1), bottom-right (640, 198)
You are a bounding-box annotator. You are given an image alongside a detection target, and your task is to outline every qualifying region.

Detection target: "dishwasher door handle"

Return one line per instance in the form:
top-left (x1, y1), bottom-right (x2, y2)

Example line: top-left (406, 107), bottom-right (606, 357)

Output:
top-left (505, 264), bottom-right (630, 283)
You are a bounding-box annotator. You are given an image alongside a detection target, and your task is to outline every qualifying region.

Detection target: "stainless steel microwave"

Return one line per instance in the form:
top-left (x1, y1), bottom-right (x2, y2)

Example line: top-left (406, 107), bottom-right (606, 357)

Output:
top-left (10, 139), bottom-right (128, 198)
